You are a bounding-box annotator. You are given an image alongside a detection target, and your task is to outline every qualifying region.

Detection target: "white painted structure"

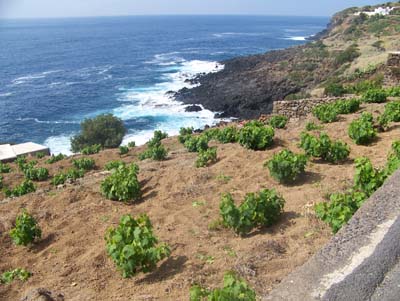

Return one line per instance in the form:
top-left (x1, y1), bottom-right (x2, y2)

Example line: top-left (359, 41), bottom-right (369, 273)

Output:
top-left (0, 142), bottom-right (50, 162)
top-left (355, 6), bottom-right (396, 16)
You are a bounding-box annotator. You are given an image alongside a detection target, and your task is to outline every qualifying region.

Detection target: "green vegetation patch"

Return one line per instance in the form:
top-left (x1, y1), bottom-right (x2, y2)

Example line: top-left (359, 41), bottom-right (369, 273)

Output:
top-left (9, 210), bottom-right (41, 246)
top-left (266, 149), bottom-right (308, 183)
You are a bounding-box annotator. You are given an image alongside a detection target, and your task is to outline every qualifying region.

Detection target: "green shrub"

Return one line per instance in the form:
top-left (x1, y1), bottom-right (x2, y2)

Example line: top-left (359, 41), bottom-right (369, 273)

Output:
top-left (334, 44), bottom-right (360, 66)
top-left (139, 131), bottom-right (168, 161)
top-left (5, 180), bottom-right (36, 197)
top-left (101, 163), bottom-right (141, 202)
top-left (266, 149), bottom-right (307, 183)
top-left (16, 156), bottom-right (28, 171)
top-left (313, 104), bottom-right (339, 123)
top-left (105, 214), bottom-right (170, 278)
top-left (354, 157), bottom-right (386, 197)
top-left (348, 113), bottom-right (377, 145)
top-left (190, 272), bottom-right (256, 301)
top-left (386, 86), bottom-right (400, 97)
top-left (305, 122), bottom-right (323, 131)
top-left (119, 146), bottom-right (129, 155)
top-left (334, 98), bottom-right (361, 114)
top-left (382, 101), bottom-right (400, 122)
top-left (0, 162), bottom-right (11, 173)
top-left (238, 121), bottom-right (274, 150)
top-left (71, 114), bottom-right (126, 153)
top-left (269, 115), bottom-right (288, 129)
top-left (35, 152), bottom-right (46, 159)
top-left (347, 79), bottom-right (383, 94)
top-left (178, 127), bottom-right (194, 144)
top-left (216, 126), bottom-right (239, 143)
top-left (300, 132), bottom-right (350, 164)
top-left (9, 210), bottom-right (41, 246)
top-left (81, 144), bottom-right (102, 155)
top-left (324, 83), bottom-right (347, 97)
top-left (196, 147), bottom-right (217, 168)
top-left (220, 189), bottom-right (285, 236)
top-left (386, 141), bottom-right (400, 175)
top-left (362, 89), bottom-right (387, 103)
top-left (315, 191), bottom-right (367, 233)
top-left (128, 141), bottom-right (136, 148)
top-left (23, 166), bottom-right (49, 181)
top-left (184, 135), bottom-right (209, 152)
top-left (51, 169), bottom-right (84, 186)
top-left (45, 153), bottom-right (66, 164)
top-left (203, 128), bottom-right (221, 141)
top-left (1, 268), bottom-right (31, 284)
top-left (0, 175), bottom-right (3, 189)
top-left (104, 160), bottom-right (126, 171)
top-left (72, 157), bottom-right (95, 171)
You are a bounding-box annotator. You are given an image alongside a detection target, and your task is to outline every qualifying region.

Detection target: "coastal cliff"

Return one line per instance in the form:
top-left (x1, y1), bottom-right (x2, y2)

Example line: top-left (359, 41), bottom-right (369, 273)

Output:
top-left (177, 2), bottom-right (400, 119)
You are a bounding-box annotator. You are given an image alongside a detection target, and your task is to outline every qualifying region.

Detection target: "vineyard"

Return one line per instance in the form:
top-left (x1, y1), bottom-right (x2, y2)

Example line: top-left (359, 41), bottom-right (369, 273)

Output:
top-left (1, 96), bottom-right (400, 300)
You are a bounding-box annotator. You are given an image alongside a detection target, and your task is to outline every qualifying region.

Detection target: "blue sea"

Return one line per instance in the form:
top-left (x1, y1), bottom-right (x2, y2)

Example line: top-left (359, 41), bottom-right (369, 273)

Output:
top-left (0, 15), bottom-right (328, 154)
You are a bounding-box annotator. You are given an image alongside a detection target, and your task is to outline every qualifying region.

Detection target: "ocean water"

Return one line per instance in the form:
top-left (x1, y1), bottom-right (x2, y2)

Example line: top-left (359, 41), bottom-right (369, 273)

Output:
top-left (0, 15), bottom-right (328, 154)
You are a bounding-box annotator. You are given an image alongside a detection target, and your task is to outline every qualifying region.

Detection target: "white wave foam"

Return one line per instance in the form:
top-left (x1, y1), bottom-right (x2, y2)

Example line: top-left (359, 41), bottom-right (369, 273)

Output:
top-left (213, 32), bottom-right (268, 38)
top-left (16, 117), bottom-right (79, 124)
top-left (284, 36), bottom-right (307, 41)
top-left (11, 70), bottom-right (63, 86)
top-left (0, 92), bottom-right (13, 97)
top-left (44, 135), bottom-right (72, 155)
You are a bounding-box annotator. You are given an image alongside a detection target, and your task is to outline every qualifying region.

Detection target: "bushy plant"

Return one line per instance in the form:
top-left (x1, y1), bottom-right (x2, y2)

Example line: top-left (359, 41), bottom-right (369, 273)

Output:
top-left (362, 89), bottom-right (387, 103)
top-left (266, 149), bottom-right (307, 183)
top-left (104, 160), bottom-right (126, 171)
top-left (334, 98), bottom-right (361, 114)
top-left (196, 147), bottom-right (217, 168)
top-left (184, 135), bottom-right (209, 152)
top-left (334, 44), bottom-right (360, 66)
top-left (72, 157), bottom-right (95, 171)
top-left (1, 268), bottom-right (31, 284)
top-left (5, 180), bottom-right (36, 197)
top-left (16, 156), bottom-right (28, 171)
top-left (238, 121), bottom-right (274, 150)
top-left (382, 101), bottom-right (400, 122)
top-left (35, 152), bottom-right (46, 159)
top-left (386, 86), bottom-right (400, 97)
top-left (300, 132), bottom-right (350, 163)
top-left (216, 126), bottom-right (239, 143)
top-left (315, 191), bottom-right (367, 233)
top-left (128, 141), bottom-right (136, 148)
top-left (119, 146), bottom-right (129, 155)
top-left (45, 153), bottom-right (66, 164)
top-left (0, 175), bottom-right (3, 189)
top-left (312, 104), bottom-right (339, 123)
top-left (101, 163), bottom-right (141, 202)
top-left (81, 144), bottom-right (102, 155)
top-left (105, 214), bottom-right (170, 278)
top-left (0, 162), bottom-right (11, 173)
top-left (354, 157), bottom-right (386, 197)
top-left (204, 128), bottom-right (221, 141)
top-left (305, 122), bottom-right (323, 131)
top-left (190, 272), bottom-right (256, 301)
top-left (348, 113), bottom-right (377, 145)
top-left (324, 82), bottom-right (347, 97)
top-left (51, 168), bottom-right (84, 186)
top-left (386, 141), bottom-right (400, 175)
top-left (220, 189), bottom-right (285, 235)
top-left (139, 131), bottom-right (168, 161)
top-left (71, 114), bottom-right (126, 153)
top-left (268, 115), bottom-right (288, 129)
top-left (9, 210), bottom-right (41, 246)
top-left (178, 127), bottom-right (194, 144)
top-left (23, 166), bottom-right (49, 181)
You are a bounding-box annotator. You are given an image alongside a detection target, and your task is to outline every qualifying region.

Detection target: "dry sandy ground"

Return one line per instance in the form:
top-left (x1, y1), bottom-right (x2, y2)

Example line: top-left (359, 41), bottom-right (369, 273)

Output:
top-left (0, 102), bottom-right (399, 300)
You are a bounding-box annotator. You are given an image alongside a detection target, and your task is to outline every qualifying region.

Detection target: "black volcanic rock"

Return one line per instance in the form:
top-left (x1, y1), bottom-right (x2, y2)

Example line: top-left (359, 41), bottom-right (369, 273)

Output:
top-left (185, 105), bottom-right (202, 112)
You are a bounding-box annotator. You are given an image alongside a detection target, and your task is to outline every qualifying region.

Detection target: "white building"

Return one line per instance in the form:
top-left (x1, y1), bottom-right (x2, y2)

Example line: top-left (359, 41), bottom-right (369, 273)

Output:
top-left (355, 6), bottom-right (396, 16)
top-left (0, 142), bottom-right (50, 162)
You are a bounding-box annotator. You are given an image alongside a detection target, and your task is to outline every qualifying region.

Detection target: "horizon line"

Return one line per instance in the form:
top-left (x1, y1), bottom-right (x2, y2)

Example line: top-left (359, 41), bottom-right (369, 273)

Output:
top-left (0, 13), bottom-right (331, 21)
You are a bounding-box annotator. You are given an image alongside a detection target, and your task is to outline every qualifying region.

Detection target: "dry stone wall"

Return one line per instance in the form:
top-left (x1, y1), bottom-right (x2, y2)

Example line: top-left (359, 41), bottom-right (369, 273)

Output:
top-left (384, 52), bottom-right (400, 86)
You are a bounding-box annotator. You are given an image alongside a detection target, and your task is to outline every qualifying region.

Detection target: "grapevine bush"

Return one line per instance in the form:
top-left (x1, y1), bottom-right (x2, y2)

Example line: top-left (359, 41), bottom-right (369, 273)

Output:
top-left (300, 132), bottom-right (350, 163)
top-left (101, 163), bottom-right (141, 202)
top-left (386, 86), bottom-right (400, 97)
top-left (220, 189), bottom-right (285, 235)
top-left (195, 147), bottom-right (217, 168)
top-left (81, 144), bottom-right (102, 155)
top-left (354, 157), bottom-right (386, 197)
top-left (268, 115), bottom-right (288, 129)
top-left (9, 210), bottom-right (41, 246)
top-left (51, 169), bottom-right (84, 186)
top-left (119, 146), bottom-right (129, 155)
top-left (45, 153), bottom-right (66, 164)
top-left (190, 272), bottom-right (256, 301)
top-left (23, 166), bottom-right (49, 181)
top-left (305, 121), bottom-right (323, 131)
top-left (238, 121), bottom-right (274, 150)
top-left (72, 157), bottom-right (95, 171)
top-left (5, 180), bottom-right (36, 197)
top-left (348, 112), bottom-right (377, 145)
top-left (216, 126), bottom-right (239, 143)
top-left (105, 214), bottom-right (170, 278)
top-left (178, 127), bottom-right (194, 144)
top-left (313, 104), bottom-right (339, 123)
top-left (139, 131), bottom-right (168, 161)
top-left (104, 160), bottom-right (126, 171)
top-left (184, 135), bottom-right (209, 152)
top-left (0, 162), bottom-right (11, 173)
top-left (1, 268), bottom-right (31, 284)
top-left (266, 149), bottom-right (307, 183)
top-left (128, 141), bottom-right (136, 148)
top-left (362, 89), bottom-right (387, 103)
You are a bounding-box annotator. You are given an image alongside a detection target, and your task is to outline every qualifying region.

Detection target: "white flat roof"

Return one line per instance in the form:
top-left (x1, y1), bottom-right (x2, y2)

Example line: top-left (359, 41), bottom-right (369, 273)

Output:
top-left (11, 142), bottom-right (49, 156)
top-left (0, 144), bottom-right (17, 161)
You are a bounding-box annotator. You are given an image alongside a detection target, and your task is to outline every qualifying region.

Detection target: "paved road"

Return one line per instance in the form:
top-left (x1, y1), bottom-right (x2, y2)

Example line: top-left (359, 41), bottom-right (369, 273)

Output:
top-left (264, 170), bottom-right (400, 301)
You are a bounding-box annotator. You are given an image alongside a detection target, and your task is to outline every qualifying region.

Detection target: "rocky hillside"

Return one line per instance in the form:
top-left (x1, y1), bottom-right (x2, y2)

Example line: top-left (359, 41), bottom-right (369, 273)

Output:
top-left (176, 2), bottom-right (400, 119)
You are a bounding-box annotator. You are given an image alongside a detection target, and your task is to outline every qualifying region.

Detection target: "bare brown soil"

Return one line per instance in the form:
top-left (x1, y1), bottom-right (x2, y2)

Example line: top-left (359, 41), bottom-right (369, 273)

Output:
top-left (0, 102), bottom-right (399, 301)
